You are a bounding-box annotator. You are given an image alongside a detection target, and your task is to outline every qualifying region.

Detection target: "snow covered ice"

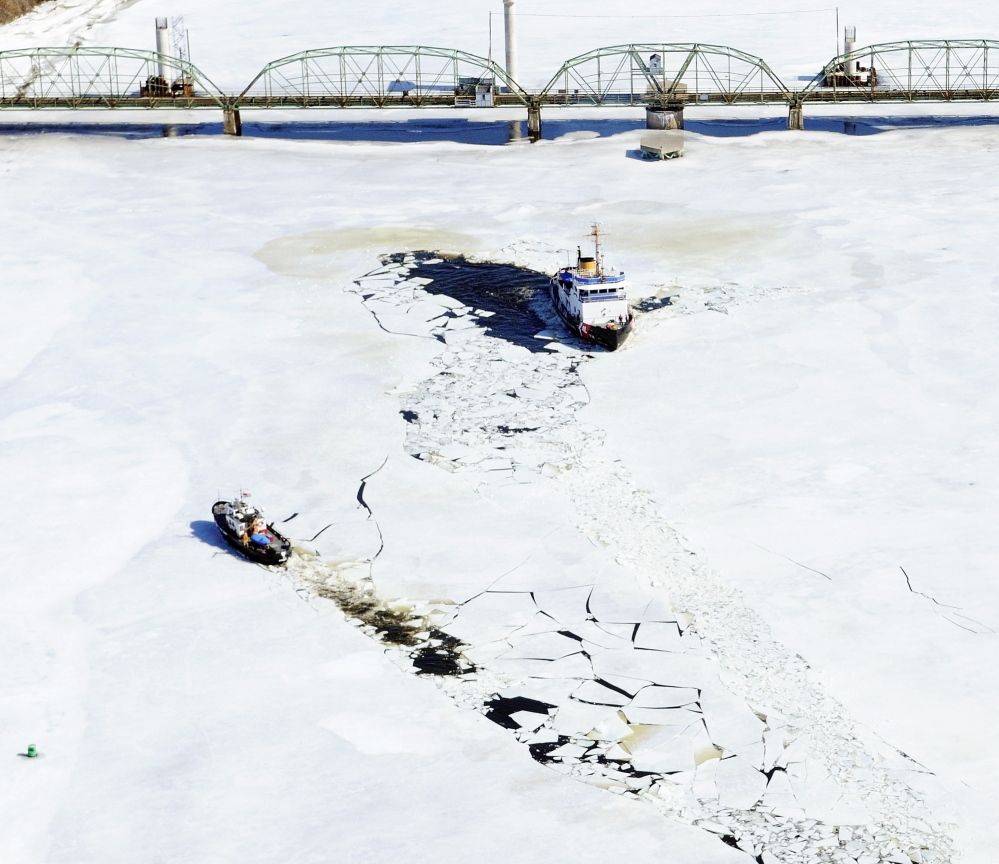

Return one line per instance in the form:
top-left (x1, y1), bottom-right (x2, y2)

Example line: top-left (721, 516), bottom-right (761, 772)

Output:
top-left (4, 1), bottom-right (999, 863)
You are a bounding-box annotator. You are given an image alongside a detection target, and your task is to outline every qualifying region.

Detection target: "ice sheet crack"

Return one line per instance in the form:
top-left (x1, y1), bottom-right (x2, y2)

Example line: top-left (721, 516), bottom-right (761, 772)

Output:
top-left (900, 566), bottom-right (994, 634)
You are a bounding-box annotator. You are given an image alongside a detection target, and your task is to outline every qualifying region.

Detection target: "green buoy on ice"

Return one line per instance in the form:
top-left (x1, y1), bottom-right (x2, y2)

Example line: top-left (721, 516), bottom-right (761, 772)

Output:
top-left (25, 745), bottom-right (37, 758)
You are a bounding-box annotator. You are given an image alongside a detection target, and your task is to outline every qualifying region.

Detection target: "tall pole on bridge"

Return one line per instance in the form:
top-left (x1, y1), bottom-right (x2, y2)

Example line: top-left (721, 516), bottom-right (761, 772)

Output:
top-left (503, 0), bottom-right (519, 86)
top-left (155, 18), bottom-right (171, 85)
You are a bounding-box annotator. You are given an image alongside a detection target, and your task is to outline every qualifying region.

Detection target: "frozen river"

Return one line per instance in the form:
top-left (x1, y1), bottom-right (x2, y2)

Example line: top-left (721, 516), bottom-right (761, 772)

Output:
top-left (4, 1), bottom-right (999, 863)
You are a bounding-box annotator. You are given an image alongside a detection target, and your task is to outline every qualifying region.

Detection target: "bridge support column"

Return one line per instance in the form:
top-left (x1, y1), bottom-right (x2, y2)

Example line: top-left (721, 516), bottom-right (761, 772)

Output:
top-left (788, 102), bottom-right (804, 131)
top-left (646, 105), bottom-right (683, 130)
top-left (527, 102), bottom-right (542, 141)
top-left (223, 107), bottom-right (242, 136)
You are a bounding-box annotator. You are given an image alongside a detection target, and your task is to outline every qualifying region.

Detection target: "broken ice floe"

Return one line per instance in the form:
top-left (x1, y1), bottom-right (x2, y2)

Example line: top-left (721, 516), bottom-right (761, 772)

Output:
top-left (285, 254), bottom-right (952, 864)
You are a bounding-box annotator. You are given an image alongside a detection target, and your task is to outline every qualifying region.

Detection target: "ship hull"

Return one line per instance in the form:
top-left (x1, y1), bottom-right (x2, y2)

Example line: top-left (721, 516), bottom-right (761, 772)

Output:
top-left (580, 318), bottom-right (634, 351)
top-left (548, 279), bottom-right (633, 351)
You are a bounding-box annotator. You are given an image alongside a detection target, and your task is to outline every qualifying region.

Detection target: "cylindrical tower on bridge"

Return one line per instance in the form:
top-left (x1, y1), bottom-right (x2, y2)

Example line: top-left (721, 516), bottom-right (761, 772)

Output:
top-left (844, 26), bottom-right (858, 78)
top-left (503, 0), bottom-right (519, 87)
top-left (155, 18), bottom-right (172, 84)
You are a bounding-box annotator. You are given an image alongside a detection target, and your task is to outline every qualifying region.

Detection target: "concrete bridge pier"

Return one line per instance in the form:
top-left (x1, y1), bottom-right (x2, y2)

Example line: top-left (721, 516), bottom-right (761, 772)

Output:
top-left (646, 104), bottom-right (684, 130)
top-left (223, 107), bottom-right (242, 136)
top-left (527, 100), bottom-right (542, 141)
top-left (788, 101), bottom-right (804, 131)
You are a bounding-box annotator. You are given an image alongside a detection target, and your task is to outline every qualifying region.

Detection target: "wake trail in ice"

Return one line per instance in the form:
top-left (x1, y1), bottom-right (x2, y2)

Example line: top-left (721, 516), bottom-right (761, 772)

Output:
top-left (287, 252), bottom-right (952, 864)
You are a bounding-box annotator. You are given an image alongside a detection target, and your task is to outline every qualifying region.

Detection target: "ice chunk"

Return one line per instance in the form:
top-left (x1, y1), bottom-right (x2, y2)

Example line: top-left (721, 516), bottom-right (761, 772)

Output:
top-left (732, 740), bottom-right (765, 770)
top-left (523, 727), bottom-right (561, 745)
top-left (591, 647), bottom-right (709, 687)
top-left (773, 736), bottom-right (809, 769)
top-left (633, 621), bottom-right (684, 651)
top-left (593, 673), bottom-right (651, 697)
top-left (509, 711), bottom-right (549, 732)
top-left (551, 701), bottom-right (623, 737)
top-left (587, 580), bottom-right (654, 623)
top-left (501, 631), bottom-right (585, 660)
top-left (444, 591), bottom-right (538, 643)
top-left (587, 711), bottom-right (633, 743)
top-left (405, 299), bottom-right (451, 321)
top-left (572, 679), bottom-right (631, 706)
top-left (760, 769), bottom-right (798, 812)
top-left (762, 726), bottom-right (787, 772)
top-left (461, 640), bottom-right (514, 666)
top-left (715, 756), bottom-right (767, 809)
top-left (641, 597), bottom-right (678, 622)
top-left (788, 761), bottom-right (845, 821)
top-left (547, 741), bottom-right (592, 761)
top-left (502, 678), bottom-right (580, 706)
top-left (630, 685), bottom-right (700, 709)
top-left (507, 611), bottom-right (563, 638)
top-left (593, 622), bottom-right (638, 642)
top-left (692, 755), bottom-right (720, 802)
top-left (628, 723), bottom-right (712, 774)
top-left (532, 585), bottom-right (594, 625)
top-left (700, 684), bottom-right (766, 752)
top-left (497, 344), bottom-right (532, 363)
top-left (603, 743), bottom-right (632, 762)
top-left (494, 652), bottom-right (593, 679)
top-left (559, 620), bottom-right (632, 649)
top-left (622, 705), bottom-right (702, 726)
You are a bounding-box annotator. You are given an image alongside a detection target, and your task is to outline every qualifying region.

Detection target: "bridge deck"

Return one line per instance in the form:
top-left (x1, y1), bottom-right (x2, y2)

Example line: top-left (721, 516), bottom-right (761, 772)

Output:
top-left (4, 88), bottom-right (999, 111)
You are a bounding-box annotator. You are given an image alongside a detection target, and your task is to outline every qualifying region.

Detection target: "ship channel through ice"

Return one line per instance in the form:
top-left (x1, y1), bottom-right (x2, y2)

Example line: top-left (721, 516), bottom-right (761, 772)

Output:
top-left (282, 253), bottom-right (953, 864)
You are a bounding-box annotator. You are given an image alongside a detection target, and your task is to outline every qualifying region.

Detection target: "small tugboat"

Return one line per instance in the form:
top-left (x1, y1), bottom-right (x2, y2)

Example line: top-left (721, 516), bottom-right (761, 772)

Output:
top-left (550, 225), bottom-right (634, 351)
top-left (212, 493), bottom-right (292, 566)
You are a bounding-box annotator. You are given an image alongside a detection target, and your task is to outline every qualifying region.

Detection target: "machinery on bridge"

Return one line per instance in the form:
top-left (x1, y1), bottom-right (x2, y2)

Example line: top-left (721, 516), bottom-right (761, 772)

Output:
top-left (808, 38), bottom-right (999, 102)
top-left (823, 27), bottom-right (878, 88)
top-left (0, 46), bottom-right (222, 108)
top-left (140, 17), bottom-right (195, 97)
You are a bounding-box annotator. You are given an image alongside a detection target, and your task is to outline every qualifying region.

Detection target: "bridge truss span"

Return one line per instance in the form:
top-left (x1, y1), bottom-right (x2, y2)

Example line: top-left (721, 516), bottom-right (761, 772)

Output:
top-left (0, 47), bottom-right (224, 109)
top-left (237, 46), bottom-right (527, 108)
top-left (540, 43), bottom-right (791, 107)
top-left (805, 39), bottom-right (999, 103)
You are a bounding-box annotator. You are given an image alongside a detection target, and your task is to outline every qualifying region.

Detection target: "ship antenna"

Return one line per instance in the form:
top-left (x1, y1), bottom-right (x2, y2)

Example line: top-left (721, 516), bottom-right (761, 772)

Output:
top-left (592, 223), bottom-right (603, 276)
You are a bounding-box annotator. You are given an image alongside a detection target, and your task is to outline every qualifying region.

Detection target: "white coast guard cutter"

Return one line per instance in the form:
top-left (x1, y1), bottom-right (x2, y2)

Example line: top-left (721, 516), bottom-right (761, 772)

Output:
top-left (549, 225), bottom-right (634, 350)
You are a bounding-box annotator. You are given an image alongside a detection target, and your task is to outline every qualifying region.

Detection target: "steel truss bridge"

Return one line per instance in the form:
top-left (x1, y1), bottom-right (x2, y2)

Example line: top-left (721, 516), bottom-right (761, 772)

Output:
top-left (3, 40), bottom-right (999, 134)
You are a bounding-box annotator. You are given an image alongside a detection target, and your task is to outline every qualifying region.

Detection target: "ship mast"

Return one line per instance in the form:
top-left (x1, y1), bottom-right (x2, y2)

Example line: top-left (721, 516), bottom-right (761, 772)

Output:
top-left (591, 223), bottom-right (603, 277)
